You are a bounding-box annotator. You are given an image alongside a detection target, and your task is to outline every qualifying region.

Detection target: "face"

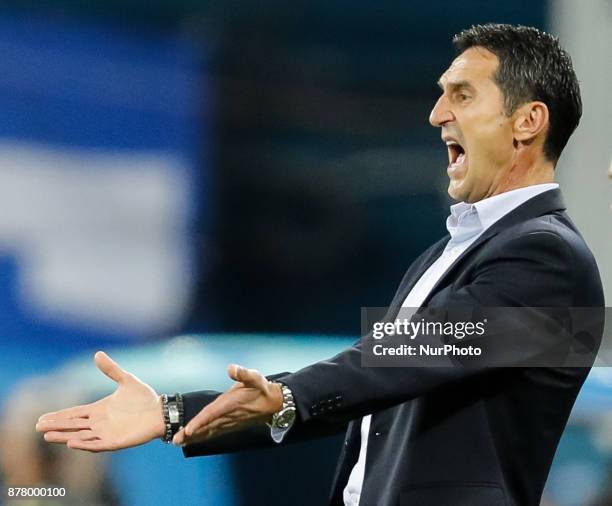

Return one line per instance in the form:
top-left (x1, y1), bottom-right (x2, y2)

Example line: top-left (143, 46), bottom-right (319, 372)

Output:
top-left (429, 47), bottom-right (516, 203)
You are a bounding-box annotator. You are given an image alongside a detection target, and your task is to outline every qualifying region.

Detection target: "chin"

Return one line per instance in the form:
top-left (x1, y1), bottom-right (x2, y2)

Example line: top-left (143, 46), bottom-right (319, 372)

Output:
top-left (446, 164), bottom-right (472, 202)
top-left (447, 182), bottom-right (467, 202)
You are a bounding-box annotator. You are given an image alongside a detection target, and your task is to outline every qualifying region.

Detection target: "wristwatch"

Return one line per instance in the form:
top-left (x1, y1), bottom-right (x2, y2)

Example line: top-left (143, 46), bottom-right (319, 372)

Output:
top-left (268, 382), bottom-right (296, 430)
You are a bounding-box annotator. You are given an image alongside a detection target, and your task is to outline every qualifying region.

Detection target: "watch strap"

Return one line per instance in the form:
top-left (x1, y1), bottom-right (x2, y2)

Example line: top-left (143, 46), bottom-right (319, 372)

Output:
top-left (160, 393), bottom-right (184, 443)
top-left (268, 382), bottom-right (296, 430)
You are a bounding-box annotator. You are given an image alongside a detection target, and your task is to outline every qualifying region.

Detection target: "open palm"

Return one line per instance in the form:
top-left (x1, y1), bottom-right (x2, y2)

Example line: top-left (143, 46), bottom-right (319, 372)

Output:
top-left (36, 352), bottom-right (165, 452)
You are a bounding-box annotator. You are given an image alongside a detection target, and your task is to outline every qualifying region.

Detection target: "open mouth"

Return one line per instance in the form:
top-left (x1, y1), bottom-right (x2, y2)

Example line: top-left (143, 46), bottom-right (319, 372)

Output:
top-left (446, 140), bottom-right (466, 168)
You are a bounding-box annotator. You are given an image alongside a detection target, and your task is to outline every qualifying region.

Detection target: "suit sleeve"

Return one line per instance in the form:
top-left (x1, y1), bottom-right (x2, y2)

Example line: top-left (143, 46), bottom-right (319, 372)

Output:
top-left (279, 231), bottom-right (587, 425)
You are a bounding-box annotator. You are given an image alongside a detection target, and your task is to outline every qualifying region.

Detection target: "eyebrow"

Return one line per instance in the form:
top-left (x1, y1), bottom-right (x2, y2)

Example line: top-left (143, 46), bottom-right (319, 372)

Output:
top-left (436, 79), bottom-right (477, 93)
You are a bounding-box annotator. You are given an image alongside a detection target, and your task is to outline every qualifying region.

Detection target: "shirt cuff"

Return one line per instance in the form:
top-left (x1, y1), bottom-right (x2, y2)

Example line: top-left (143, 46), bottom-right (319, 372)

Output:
top-left (270, 418), bottom-right (295, 444)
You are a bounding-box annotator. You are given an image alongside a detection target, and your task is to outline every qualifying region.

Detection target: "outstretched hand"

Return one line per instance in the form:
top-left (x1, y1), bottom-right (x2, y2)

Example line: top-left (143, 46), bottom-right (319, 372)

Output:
top-left (173, 364), bottom-right (283, 446)
top-left (36, 352), bottom-right (165, 452)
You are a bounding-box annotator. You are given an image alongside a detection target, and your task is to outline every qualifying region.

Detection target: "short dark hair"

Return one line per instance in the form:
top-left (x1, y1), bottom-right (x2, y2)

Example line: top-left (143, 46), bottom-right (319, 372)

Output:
top-left (453, 23), bottom-right (581, 163)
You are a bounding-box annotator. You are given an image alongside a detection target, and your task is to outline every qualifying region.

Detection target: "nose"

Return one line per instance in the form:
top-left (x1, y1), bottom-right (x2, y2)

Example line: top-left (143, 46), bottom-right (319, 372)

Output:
top-left (429, 95), bottom-right (454, 127)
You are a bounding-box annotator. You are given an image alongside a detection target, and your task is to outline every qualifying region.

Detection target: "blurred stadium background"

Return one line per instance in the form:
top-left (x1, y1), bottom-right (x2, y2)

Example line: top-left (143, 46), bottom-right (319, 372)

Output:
top-left (0, 1), bottom-right (610, 505)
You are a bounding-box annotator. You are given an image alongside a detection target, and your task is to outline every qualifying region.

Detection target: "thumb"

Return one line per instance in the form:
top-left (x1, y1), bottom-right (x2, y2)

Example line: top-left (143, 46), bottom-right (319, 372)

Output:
top-left (228, 364), bottom-right (263, 388)
top-left (95, 351), bottom-right (127, 384)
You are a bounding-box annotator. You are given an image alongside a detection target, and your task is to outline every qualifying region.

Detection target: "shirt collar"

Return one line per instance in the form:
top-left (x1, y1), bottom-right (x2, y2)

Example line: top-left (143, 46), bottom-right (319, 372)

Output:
top-left (446, 183), bottom-right (559, 243)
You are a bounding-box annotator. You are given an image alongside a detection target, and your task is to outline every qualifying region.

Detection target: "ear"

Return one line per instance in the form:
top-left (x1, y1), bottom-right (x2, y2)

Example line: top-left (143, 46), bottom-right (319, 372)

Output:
top-left (512, 101), bottom-right (549, 145)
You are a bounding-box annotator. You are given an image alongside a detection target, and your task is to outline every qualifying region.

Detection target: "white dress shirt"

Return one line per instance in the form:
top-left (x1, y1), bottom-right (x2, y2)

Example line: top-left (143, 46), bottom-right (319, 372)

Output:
top-left (342, 183), bottom-right (559, 506)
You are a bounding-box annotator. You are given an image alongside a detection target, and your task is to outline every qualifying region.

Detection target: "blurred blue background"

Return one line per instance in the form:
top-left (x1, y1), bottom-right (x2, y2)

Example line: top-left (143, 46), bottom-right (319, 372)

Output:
top-left (0, 1), bottom-right (610, 505)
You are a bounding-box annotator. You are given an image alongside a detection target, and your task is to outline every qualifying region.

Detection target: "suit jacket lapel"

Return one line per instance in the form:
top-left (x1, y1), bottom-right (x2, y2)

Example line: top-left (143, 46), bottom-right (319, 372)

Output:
top-left (388, 237), bottom-right (449, 309)
top-left (422, 188), bottom-right (566, 305)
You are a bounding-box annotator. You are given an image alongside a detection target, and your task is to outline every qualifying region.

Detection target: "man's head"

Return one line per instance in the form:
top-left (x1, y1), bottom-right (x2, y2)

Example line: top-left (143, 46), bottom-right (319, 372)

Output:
top-left (429, 23), bottom-right (582, 203)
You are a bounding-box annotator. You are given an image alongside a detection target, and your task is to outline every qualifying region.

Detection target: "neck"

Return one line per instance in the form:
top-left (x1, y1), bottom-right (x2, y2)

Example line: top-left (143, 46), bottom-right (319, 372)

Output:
top-left (488, 154), bottom-right (555, 198)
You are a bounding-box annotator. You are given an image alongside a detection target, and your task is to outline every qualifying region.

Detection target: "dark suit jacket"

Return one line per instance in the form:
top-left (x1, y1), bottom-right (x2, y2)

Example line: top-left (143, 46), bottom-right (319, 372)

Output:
top-left (181, 189), bottom-right (604, 506)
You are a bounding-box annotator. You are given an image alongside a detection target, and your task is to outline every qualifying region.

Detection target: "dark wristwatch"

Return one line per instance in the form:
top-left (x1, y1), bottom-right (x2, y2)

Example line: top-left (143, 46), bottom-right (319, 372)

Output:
top-left (268, 382), bottom-right (296, 430)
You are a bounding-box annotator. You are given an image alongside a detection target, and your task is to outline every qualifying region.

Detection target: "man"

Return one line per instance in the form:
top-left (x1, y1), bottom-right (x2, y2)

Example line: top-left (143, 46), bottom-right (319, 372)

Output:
top-left (37, 24), bottom-right (604, 505)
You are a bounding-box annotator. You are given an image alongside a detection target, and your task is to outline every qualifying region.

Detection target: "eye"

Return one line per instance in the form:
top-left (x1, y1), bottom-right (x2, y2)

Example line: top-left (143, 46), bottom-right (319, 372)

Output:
top-left (456, 92), bottom-right (471, 102)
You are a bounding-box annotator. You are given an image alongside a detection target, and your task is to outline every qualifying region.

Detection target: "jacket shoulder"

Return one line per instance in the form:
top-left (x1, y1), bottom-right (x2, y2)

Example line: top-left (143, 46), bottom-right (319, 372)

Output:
top-left (493, 212), bottom-right (594, 264)
top-left (481, 211), bottom-right (604, 306)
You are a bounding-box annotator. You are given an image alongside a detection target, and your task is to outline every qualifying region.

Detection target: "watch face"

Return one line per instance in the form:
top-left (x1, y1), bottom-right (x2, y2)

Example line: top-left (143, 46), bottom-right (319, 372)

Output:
top-left (168, 405), bottom-right (180, 424)
top-left (277, 408), bottom-right (296, 428)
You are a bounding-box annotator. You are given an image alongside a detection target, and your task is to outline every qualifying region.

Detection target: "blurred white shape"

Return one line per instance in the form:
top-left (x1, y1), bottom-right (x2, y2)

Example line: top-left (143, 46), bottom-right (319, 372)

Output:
top-left (0, 139), bottom-right (193, 335)
top-left (546, 461), bottom-right (601, 506)
top-left (552, 0), bottom-right (612, 304)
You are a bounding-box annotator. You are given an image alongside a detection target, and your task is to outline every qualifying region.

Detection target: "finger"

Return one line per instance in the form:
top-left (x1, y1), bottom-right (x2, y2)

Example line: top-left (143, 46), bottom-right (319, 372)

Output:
top-left (172, 428), bottom-right (185, 446)
top-left (43, 431), bottom-right (73, 444)
top-left (36, 418), bottom-right (91, 433)
top-left (38, 405), bottom-right (91, 422)
top-left (183, 411), bottom-right (209, 437)
top-left (227, 364), bottom-right (266, 390)
top-left (43, 429), bottom-right (93, 444)
top-left (68, 429), bottom-right (97, 442)
top-left (182, 418), bottom-right (239, 445)
top-left (227, 364), bottom-right (243, 383)
top-left (66, 438), bottom-right (107, 452)
top-left (184, 399), bottom-right (233, 437)
top-left (186, 404), bottom-right (247, 439)
top-left (180, 425), bottom-right (213, 445)
top-left (193, 416), bottom-right (236, 438)
top-left (94, 351), bottom-right (127, 384)
top-left (180, 429), bottom-right (209, 446)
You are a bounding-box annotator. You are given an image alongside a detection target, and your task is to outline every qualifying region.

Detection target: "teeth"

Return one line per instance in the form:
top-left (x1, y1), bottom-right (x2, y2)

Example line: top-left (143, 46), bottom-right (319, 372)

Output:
top-left (445, 141), bottom-right (458, 146)
top-left (452, 153), bottom-right (466, 166)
